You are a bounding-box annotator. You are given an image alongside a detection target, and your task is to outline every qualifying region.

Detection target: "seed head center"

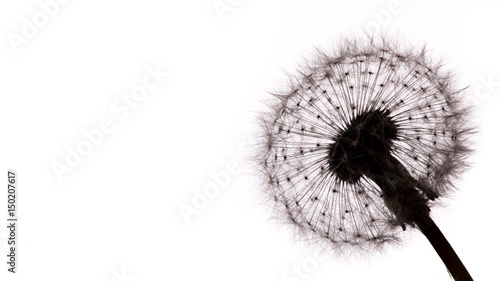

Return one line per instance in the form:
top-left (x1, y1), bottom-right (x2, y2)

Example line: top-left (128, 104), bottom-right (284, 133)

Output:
top-left (328, 110), bottom-right (398, 183)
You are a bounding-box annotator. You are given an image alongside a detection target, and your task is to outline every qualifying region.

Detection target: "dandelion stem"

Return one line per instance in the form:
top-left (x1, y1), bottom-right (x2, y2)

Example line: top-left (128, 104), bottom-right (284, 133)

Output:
top-left (366, 156), bottom-right (473, 280)
top-left (417, 218), bottom-right (473, 281)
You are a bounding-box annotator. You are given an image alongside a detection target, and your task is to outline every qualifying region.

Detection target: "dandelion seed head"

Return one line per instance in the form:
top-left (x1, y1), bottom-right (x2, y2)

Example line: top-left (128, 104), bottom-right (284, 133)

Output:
top-left (256, 36), bottom-right (473, 254)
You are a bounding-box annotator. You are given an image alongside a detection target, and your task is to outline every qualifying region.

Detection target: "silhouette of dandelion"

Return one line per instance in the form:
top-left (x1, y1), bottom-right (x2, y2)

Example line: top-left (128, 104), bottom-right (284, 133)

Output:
top-left (257, 37), bottom-right (474, 280)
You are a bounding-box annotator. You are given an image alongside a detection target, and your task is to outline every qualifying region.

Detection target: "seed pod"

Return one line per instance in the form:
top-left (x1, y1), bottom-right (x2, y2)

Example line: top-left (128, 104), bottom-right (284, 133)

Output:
top-left (256, 36), bottom-right (474, 253)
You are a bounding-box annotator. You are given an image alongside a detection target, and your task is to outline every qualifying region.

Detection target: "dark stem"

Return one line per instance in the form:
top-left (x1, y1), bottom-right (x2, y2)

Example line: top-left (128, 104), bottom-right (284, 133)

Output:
top-left (416, 218), bottom-right (473, 281)
top-left (365, 156), bottom-right (473, 280)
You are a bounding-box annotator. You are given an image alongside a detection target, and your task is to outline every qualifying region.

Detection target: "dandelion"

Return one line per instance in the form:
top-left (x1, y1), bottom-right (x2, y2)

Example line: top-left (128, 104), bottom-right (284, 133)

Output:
top-left (256, 37), bottom-right (474, 280)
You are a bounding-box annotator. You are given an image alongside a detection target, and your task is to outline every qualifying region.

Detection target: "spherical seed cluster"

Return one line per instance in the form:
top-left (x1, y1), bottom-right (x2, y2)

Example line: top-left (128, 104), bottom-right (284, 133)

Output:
top-left (257, 38), bottom-right (473, 252)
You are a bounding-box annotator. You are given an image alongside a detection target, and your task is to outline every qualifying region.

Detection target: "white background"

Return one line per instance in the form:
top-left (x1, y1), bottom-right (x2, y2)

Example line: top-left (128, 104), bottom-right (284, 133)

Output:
top-left (1, 0), bottom-right (499, 280)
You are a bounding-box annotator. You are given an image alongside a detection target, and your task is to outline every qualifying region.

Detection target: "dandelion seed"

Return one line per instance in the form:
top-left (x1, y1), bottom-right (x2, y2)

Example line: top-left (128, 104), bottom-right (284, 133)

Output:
top-left (256, 37), bottom-right (474, 280)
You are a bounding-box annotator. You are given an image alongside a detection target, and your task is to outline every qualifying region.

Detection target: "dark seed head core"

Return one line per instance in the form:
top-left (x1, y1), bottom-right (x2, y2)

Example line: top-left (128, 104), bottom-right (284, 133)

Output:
top-left (328, 110), bottom-right (398, 183)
